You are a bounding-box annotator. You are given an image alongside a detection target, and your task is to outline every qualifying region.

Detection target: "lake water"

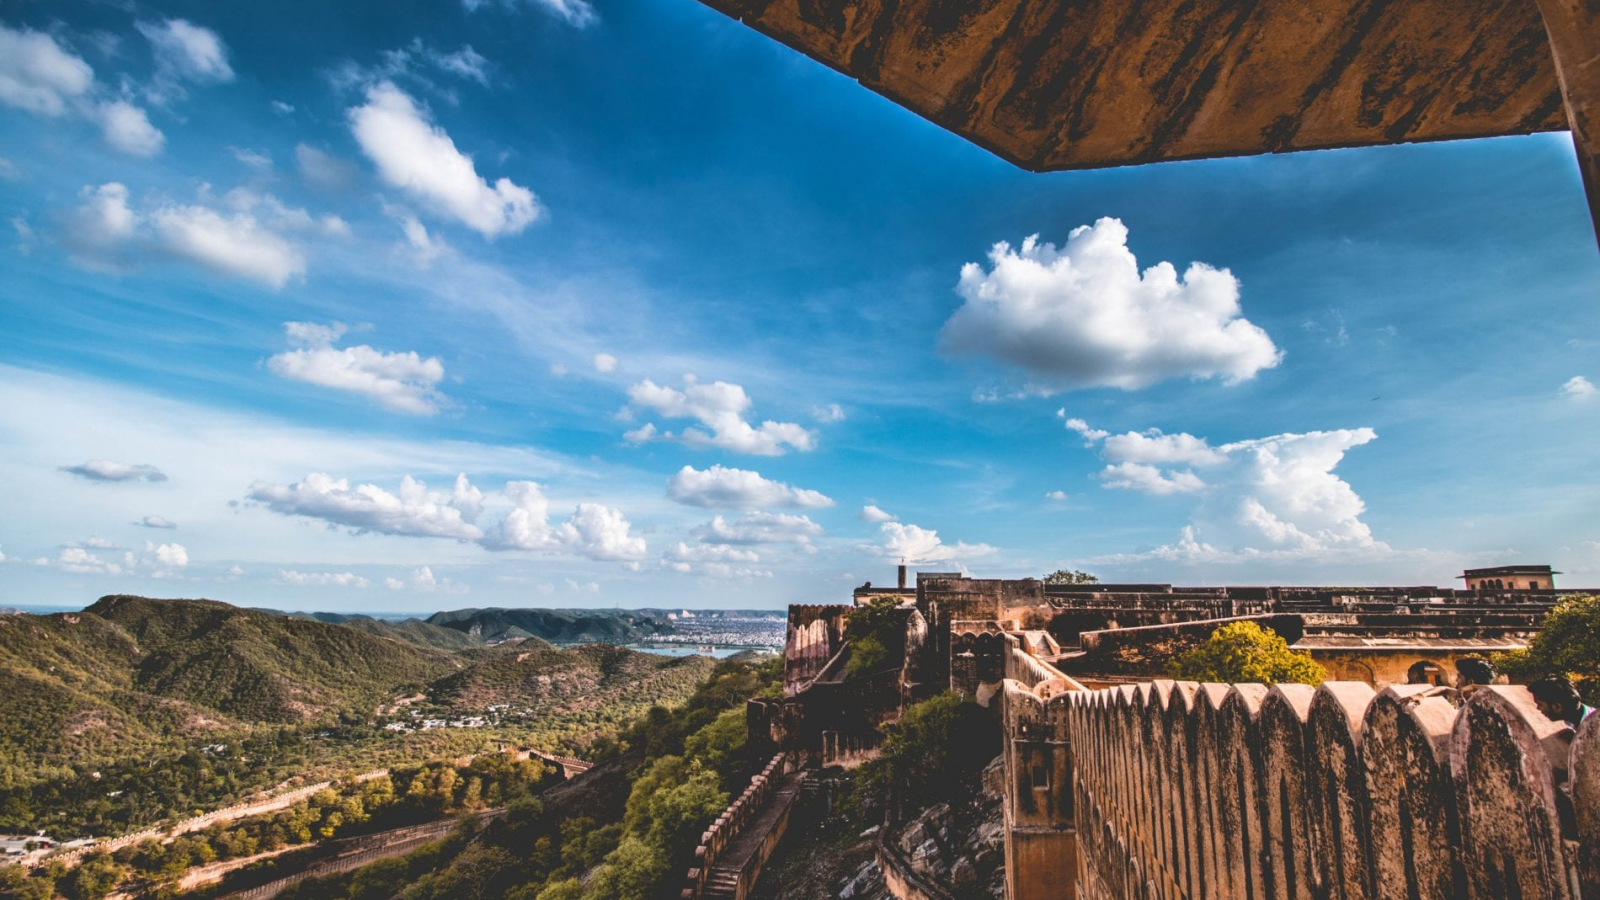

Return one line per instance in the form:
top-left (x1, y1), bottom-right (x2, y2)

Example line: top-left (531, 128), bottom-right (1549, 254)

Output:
top-left (625, 644), bottom-right (775, 659)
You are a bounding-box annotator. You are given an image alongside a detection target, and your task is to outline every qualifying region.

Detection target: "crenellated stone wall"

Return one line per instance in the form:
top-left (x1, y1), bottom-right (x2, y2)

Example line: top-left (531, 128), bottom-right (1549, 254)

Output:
top-left (1001, 674), bottom-right (1600, 900)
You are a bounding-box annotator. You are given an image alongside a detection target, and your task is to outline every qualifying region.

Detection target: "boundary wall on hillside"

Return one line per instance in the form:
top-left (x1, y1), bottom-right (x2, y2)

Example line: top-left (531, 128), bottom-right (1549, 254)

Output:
top-left (1001, 665), bottom-right (1600, 900)
top-left (682, 753), bottom-right (797, 900)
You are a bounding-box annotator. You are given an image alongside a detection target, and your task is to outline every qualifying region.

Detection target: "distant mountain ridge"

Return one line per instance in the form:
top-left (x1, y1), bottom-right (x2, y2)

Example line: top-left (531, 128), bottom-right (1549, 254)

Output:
top-left (424, 607), bottom-right (678, 645)
top-left (0, 596), bottom-right (714, 791)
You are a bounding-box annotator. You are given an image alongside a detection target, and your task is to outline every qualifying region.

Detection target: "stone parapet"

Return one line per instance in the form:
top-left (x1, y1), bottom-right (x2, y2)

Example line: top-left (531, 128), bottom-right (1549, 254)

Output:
top-left (1003, 677), bottom-right (1599, 900)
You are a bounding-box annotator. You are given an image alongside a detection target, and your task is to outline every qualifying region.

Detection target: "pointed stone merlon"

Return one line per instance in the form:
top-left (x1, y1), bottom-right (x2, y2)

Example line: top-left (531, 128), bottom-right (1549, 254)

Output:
top-left (1001, 679), bottom-right (1600, 900)
top-left (1534, 0), bottom-right (1600, 248)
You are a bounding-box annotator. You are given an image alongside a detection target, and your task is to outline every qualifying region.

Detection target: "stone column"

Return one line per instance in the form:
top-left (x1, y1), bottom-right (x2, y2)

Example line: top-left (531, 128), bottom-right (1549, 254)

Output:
top-left (1533, 0), bottom-right (1600, 248)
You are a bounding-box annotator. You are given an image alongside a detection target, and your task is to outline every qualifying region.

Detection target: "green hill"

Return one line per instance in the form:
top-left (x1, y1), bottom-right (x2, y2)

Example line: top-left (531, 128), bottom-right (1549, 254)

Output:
top-left (289, 612), bottom-right (483, 652)
top-left (424, 607), bottom-right (676, 645)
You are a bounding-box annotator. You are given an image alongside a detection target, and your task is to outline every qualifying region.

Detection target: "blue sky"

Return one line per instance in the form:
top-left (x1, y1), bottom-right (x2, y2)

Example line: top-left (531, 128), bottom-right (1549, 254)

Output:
top-left (2, 0), bottom-right (1597, 612)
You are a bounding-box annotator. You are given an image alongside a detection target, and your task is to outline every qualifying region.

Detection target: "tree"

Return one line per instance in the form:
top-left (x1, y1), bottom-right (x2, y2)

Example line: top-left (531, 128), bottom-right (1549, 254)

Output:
top-left (1168, 622), bottom-right (1325, 686)
top-left (845, 596), bottom-right (908, 678)
top-left (62, 853), bottom-right (125, 900)
top-left (1496, 594), bottom-right (1600, 703)
top-left (851, 692), bottom-right (998, 820)
top-left (1042, 569), bottom-right (1098, 585)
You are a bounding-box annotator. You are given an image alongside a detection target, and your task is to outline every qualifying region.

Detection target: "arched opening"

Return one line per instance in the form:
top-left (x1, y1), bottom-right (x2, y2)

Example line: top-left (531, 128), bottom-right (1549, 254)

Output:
top-left (1407, 660), bottom-right (1447, 686)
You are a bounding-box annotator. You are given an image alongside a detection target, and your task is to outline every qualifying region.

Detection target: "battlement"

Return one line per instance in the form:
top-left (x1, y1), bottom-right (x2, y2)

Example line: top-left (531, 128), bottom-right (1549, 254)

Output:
top-left (1001, 675), bottom-right (1600, 900)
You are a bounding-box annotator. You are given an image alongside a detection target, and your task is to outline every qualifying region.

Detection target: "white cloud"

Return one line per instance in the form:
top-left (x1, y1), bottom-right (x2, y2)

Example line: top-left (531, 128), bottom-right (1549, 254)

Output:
top-left (247, 472), bottom-right (485, 540)
top-left (387, 207), bottom-right (448, 267)
top-left (281, 569), bottom-right (370, 588)
top-left (859, 504), bottom-right (896, 523)
top-left (296, 144), bottom-right (358, 191)
top-left (660, 542), bottom-right (769, 578)
top-left (59, 183), bottom-right (312, 285)
top-left (592, 352), bottom-right (618, 373)
top-left (1100, 461), bottom-right (1206, 495)
top-left (272, 100), bottom-right (295, 115)
top-left (226, 564), bottom-right (246, 577)
top-left (481, 481), bottom-right (646, 561)
top-left (666, 464), bottom-right (832, 509)
top-left (37, 546), bottom-right (123, 575)
top-left (138, 19), bottom-right (234, 85)
top-left (96, 100), bottom-right (165, 156)
top-left (136, 514), bottom-right (178, 529)
top-left (268, 322), bottom-right (447, 415)
top-left (1044, 490), bottom-right (1069, 501)
top-left (395, 564), bottom-right (467, 593)
top-left (696, 512), bottom-right (824, 547)
top-left (150, 541), bottom-right (188, 568)
top-left (232, 147), bottom-right (272, 169)
top-left (1070, 419), bottom-right (1386, 557)
top-left (1562, 376), bottom-right (1596, 399)
top-left (61, 459), bottom-right (168, 482)
top-left (348, 81), bottom-right (540, 238)
top-left (462, 0), bottom-right (599, 28)
top-left (940, 218), bottom-right (1281, 391)
top-left (0, 26), bottom-right (94, 115)
top-left (813, 403), bottom-right (845, 423)
top-left (58, 183), bottom-right (139, 270)
top-left (879, 522), bottom-right (995, 564)
top-left (284, 321), bottom-right (348, 347)
top-left (0, 26), bottom-right (163, 158)
top-left (150, 201), bottom-right (305, 287)
top-left (431, 45), bottom-right (491, 85)
top-left (625, 376), bottom-right (816, 456)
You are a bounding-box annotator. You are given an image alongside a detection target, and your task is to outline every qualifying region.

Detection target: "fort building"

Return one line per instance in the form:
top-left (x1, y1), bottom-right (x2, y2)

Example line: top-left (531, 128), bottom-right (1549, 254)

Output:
top-left (739, 567), bottom-right (1598, 900)
top-left (1461, 563), bottom-right (1560, 591)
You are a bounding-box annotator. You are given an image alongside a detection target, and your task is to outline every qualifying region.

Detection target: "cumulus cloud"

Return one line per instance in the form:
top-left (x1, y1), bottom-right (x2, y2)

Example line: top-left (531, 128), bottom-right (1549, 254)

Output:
top-left (624, 375), bottom-right (816, 456)
top-left (281, 569), bottom-right (370, 588)
top-left (859, 504), bottom-right (897, 523)
top-left (252, 471), bottom-right (644, 563)
top-left (0, 26), bottom-right (94, 115)
top-left (592, 352), bottom-right (618, 373)
top-left (36, 546), bottom-right (123, 575)
top-left (136, 514), bottom-right (178, 529)
top-left (1070, 418), bottom-right (1386, 558)
top-left (56, 183), bottom-right (316, 287)
top-left (660, 542), bottom-right (769, 578)
top-left (666, 465), bottom-right (832, 509)
top-left (696, 512), bottom-right (824, 547)
top-left (138, 19), bottom-right (234, 86)
top-left (61, 459), bottom-right (168, 482)
top-left (247, 472), bottom-right (485, 540)
top-left (149, 541), bottom-right (188, 568)
top-left (348, 81), bottom-right (540, 238)
top-left (481, 481), bottom-right (645, 560)
top-left (268, 321), bottom-right (447, 415)
top-left (879, 522), bottom-right (995, 564)
top-left (149, 201), bottom-right (305, 287)
top-left (1562, 376), bottom-right (1596, 399)
top-left (58, 183), bottom-right (139, 270)
top-left (386, 565), bottom-right (468, 593)
top-left (0, 26), bottom-right (164, 157)
top-left (462, 0), bottom-right (599, 28)
top-left (939, 218), bottom-right (1281, 391)
top-left (813, 404), bottom-right (845, 423)
top-left (97, 100), bottom-right (165, 156)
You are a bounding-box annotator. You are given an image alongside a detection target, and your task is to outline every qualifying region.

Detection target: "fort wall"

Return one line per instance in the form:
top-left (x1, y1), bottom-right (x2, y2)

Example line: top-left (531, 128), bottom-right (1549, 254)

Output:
top-left (783, 605), bottom-right (848, 693)
top-left (1002, 676), bottom-right (1600, 900)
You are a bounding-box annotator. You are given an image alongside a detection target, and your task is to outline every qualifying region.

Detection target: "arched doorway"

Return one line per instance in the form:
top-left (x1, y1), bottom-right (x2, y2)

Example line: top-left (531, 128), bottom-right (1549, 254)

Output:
top-left (1407, 660), bottom-right (1447, 686)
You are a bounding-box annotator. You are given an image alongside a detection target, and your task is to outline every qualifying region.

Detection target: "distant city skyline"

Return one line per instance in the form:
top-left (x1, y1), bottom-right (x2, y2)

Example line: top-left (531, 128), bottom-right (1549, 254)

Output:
top-left (1, 0), bottom-right (1597, 611)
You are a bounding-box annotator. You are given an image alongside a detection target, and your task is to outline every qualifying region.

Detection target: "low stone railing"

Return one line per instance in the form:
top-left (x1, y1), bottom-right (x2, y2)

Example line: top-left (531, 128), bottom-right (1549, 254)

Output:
top-left (1004, 677), bottom-right (1600, 900)
top-left (681, 754), bottom-right (788, 900)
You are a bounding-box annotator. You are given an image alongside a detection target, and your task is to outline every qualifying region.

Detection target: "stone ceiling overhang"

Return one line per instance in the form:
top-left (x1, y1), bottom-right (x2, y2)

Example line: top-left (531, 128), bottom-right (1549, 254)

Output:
top-left (698, 0), bottom-right (1599, 248)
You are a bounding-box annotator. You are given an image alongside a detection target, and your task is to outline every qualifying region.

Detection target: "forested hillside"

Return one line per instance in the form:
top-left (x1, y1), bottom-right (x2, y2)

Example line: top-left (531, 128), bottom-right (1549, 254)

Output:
top-left (0, 597), bottom-right (717, 839)
top-left (424, 608), bottom-right (675, 645)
